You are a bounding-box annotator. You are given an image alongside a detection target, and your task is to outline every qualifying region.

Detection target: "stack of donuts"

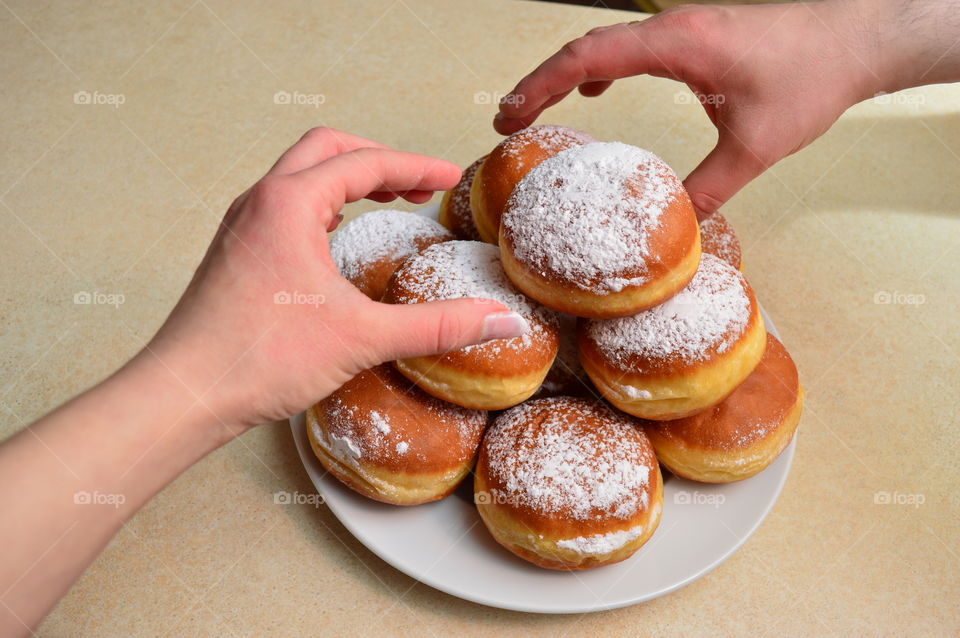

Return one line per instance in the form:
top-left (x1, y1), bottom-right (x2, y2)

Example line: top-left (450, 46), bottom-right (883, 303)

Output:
top-left (307, 125), bottom-right (803, 571)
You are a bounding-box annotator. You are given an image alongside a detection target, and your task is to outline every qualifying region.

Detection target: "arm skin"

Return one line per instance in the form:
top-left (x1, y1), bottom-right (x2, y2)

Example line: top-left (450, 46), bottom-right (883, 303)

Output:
top-left (0, 128), bottom-right (530, 636)
top-left (494, 0), bottom-right (960, 218)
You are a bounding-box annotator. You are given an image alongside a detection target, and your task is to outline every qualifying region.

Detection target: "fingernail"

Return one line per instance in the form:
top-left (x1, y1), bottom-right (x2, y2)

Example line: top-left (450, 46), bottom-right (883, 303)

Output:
top-left (481, 311), bottom-right (529, 341)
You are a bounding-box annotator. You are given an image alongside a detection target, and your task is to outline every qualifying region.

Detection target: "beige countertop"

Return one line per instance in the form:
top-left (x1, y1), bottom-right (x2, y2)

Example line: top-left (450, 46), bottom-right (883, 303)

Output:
top-left (2, 0), bottom-right (957, 635)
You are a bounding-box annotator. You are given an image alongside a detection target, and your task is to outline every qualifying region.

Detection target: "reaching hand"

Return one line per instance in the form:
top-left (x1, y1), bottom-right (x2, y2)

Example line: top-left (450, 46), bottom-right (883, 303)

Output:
top-left (147, 127), bottom-right (526, 428)
top-left (494, 1), bottom-right (882, 216)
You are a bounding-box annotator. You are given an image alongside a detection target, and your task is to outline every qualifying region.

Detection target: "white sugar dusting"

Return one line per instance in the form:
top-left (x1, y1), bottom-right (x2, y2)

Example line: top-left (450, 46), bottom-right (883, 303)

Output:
top-left (700, 213), bottom-right (741, 268)
top-left (327, 431), bottom-right (362, 464)
top-left (556, 526), bottom-right (643, 554)
top-left (621, 386), bottom-right (652, 400)
top-left (445, 157), bottom-right (484, 240)
top-left (390, 241), bottom-right (557, 354)
top-left (587, 253), bottom-right (752, 365)
top-left (330, 209), bottom-right (451, 280)
top-left (369, 411), bottom-right (391, 434)
top-left (317, 366), bottom-right (487, 465)
top-left (484, 398), bottom-right (653, 521)
top-left (556, 501), bottom-right (661, 554)
top-left (499, 124), bottom-right (594, 161)
top-left (502, 142), bottom-right (681, 293)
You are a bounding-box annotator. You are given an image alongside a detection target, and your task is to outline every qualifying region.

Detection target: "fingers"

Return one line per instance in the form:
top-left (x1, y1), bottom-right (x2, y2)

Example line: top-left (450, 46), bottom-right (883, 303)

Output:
top-left (269, 127), bottom-right (390, 176)
top-left (683, 128), bottom-right (769, 219)
top-left (286, 148), bottom-right (461, 215)
top-left (366, 299), bottom-right (530, 361)
top-left (578, 80), bottom-right (613, 97)
top-left (495, 19), bottom-right (689, 134)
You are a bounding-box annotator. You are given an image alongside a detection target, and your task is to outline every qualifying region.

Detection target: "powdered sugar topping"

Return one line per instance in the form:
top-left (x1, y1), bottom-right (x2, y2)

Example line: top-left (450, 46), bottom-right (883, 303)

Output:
top-left (483, 398), bottom-right (654, 520)
top-left (587, 253), bottom-right (752, 365)
top-left (699, 213), bottom-right (741, 268)
top-left (316, 366), bottom-right (486, 466)
top-left (556, 501), bottom-right (661, 554)
top-left (502, 142), bottom-right (682, 293)
top-left (390, 241), bottom-right (557, 353)
top-left (443, 156), bottom-right (484, 240)
top-left (498, 125), bottom-right (594, 167)
top-left (330, 209), bottom-right (451, 280)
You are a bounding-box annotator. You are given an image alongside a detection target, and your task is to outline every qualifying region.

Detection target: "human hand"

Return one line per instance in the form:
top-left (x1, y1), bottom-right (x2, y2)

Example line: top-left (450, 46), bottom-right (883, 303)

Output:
top-left (494, 1), bottom-right (881, 217)
top-left (144, 127), bottom-right (527, 428)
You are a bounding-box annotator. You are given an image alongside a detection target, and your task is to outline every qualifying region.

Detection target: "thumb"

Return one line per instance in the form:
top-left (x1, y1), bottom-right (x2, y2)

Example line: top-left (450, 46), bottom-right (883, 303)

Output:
top-left (682, 129), bottom-right (768, 220)
top-left (368, 299), bottom-right (530, 362)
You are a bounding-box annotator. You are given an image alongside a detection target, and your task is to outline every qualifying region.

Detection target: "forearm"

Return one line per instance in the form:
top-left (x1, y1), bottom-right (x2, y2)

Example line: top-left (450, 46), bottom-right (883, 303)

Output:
top-left (844, 0), bottom-right (960, 94)
top-left (0, 351), bottom-right (234, 635)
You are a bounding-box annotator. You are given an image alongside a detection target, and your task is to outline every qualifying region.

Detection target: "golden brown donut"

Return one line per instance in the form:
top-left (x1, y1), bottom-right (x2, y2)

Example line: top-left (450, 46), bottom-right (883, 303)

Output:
top-left (438, 155), bottom-right (485, 241)
top-left (382, 240), bottom-right (560, 410)
top-left (474, 397), bottom-right (663, 570)
top-left (470, 125), bottom-right (594, 244)
top-left (500, 142), bottom-right (701, 318)
top-left (644, 334), bottom-right (803, 482)
top-left (329, 209), bottom-right (453, 300)
top-left (306, 364), bottom-right (487, 505)
top-left (579, 253), bottom-right (767, 420)
top-left (699, 212), bottom-right (742, 270)
top-left (534, 313), bottom-right (594, 398)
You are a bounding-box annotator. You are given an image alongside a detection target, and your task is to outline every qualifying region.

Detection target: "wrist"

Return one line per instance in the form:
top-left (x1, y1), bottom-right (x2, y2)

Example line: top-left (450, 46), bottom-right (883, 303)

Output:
top-left (840, 0), bottom-right (960, 95)
top-left (116, 349), bottom-right (242, 450)
top-left (816, 0), bottom-right (887, 103)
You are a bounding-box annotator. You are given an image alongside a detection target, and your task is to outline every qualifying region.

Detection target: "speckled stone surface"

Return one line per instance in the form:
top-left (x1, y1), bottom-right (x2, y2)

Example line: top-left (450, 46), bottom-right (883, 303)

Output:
top-left (1, 0), bottom-right (957, 636)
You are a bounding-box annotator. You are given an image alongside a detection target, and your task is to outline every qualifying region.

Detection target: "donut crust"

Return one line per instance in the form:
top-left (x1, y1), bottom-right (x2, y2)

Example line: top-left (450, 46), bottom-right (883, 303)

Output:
top-left (644, 335), bottom-right (804, 482)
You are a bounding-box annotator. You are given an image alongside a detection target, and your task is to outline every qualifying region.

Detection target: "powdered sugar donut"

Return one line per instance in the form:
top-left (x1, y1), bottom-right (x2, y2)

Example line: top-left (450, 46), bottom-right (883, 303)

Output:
top-left (699, 212), bottom-right (742, 270)
top-left (500, 142), bottom-right (701, 318)
top-left (383, 240), bottom-right (560, 410)
top-left (578, 253), bottom-right (767, 420)
top-left (534, 313), bottom-right (593, 398)
top-left (474, 397), bottom-right (663, 570)
top-left (643, 334), bottom-right (803, 483)
top-left (306, 364), bottom-right (487, 505)
top-left (471, 125), bottom-right (594, 244)
top-left (438, 156), bottom-right (485, 241)
top-left (329, 209), bottom-right (453, 300)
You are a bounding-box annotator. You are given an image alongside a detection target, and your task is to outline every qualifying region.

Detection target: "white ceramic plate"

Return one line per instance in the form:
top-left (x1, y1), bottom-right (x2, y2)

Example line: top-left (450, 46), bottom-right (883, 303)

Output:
top-left (289, 203), bottom-right (796, 613)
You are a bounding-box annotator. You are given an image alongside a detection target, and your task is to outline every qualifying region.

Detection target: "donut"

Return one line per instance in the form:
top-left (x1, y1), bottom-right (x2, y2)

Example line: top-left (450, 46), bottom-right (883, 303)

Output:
top-left (305, 364), bottom-right (487, 505)
top-left (329, 209), bottom-right (453, 300)
top-left (470, 125), bottom-right (594, 244)
top-left (474, 397), bottom-right (662, 570)
top-left (500, 142), bottom-right (701, 318)
top-left (382, 240), bottom-right (559, 410)
top-left (535, 313), bottom-right (594, 398)
top-left (644, 335), bottom-right (803, 482)
top-left (438, 156), bottom-right (485, 241)
top-left (578, 253), bottom-right (767, 420)
top-left (699, 212), bottom-right (742, 270)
